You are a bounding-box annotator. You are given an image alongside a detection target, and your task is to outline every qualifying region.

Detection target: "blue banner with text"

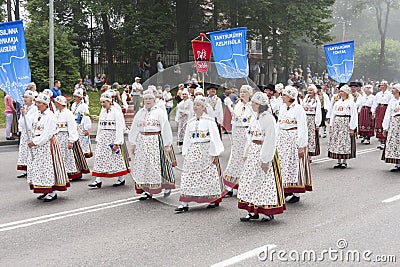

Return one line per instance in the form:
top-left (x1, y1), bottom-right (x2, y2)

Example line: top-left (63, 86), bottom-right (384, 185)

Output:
top-left (324, 40), bottom-right (354, 83)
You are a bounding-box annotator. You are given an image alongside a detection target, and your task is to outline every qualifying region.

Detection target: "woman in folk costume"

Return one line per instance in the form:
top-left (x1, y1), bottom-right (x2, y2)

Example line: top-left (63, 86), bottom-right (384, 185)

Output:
top-left (42, 89), bottom-right (56, 113)
top-left (129, 89), bottom-right (175, 200)
top-left (302, 84), bottom-right (322, 159)
top-left (276, 86), bottom-right (310, 204)
top-left (223, 85), bottom-right (254, 196)
top-left (17, 90), bottom-right (39, 178)
top-left (222, 88), bottom-right (234, 133)
top-left (54, 96), bottom-right (90, 180)
top-left (174, 96), bottom-right (225, 213)
top-left (358, 84), bottom-right (375, 144)
top-left (372, 80), bottom-right (393, 150)
top-left (328, 85), bottom-right (358, 169)
top-left (237, 92), bottom-right (285, 222)
top-left (71, 88), bottom-right (93, 158)
top-left (89, 91), bottom-right (130, 188)
top-left (381, 83), bottom-right (400, 172)
top-left (175, 88), bottom-right (193, 148)
top-left (27, 93), bottom-right (69, 202)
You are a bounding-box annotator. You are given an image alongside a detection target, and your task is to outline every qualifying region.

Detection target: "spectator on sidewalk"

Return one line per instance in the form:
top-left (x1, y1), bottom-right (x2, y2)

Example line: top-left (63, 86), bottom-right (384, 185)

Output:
top-left (4, 92), bottom-right (16, 140)
top-left (51, 80), bottom-right (62, 98)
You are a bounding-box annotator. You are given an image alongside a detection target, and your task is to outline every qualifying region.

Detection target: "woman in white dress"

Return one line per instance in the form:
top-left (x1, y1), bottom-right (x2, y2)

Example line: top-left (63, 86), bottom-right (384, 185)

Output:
top-left (276, 86), bottom-right (310, 204)
top-left (89, 91), bottom-right (130, 188)
top-left (328, 85), bottom-right (358, 169)
top-left (174, 96), bottom-right (225, 212)
top-left (382, 84), bottom-right (400, 172)
top-left (27, 93), bottom-right (69, 202)
top-left (17, 90), bottom-right (39, 178)
top-left (54, 96), bottom-right (89, 180)
top-left (70, 88), bottom-right (93, 158)
top-left (223, 85), bottom-right (254, 196)
top-left (129, 89), bottom-right (175, 200)
top-left (302, 84), bottom-right (322, 158)
top-left (175, 89), bottom-right (193, 148)
top-left (237, 92), bottom-right (285, 222)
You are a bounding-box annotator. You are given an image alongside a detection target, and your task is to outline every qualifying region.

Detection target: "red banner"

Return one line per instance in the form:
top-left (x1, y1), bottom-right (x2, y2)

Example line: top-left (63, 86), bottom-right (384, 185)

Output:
top-left (192, 33), bottom-right (212, 73)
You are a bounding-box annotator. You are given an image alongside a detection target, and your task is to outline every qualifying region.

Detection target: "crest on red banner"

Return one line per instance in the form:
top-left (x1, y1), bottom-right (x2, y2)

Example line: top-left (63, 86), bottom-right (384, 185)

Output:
top-left (192, 33), bottom-right (212, 73)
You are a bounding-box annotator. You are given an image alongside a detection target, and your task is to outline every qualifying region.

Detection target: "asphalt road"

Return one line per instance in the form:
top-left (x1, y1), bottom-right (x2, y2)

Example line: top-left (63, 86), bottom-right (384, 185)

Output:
top-left (0, 133), bottom-right (399, 267)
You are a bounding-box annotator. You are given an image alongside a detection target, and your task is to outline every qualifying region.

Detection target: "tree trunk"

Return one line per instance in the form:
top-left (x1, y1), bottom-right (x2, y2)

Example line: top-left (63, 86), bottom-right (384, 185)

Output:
top-left (176, 0), bottom-right (190, 62)
top-left (14, 0), bottom-right (20, 20)
top-left (379, 37), bottom-right (385, 79)
top-left (7, 0), bottom-right (12, 21)
top-left (101, 13), bottom-right (115, 83)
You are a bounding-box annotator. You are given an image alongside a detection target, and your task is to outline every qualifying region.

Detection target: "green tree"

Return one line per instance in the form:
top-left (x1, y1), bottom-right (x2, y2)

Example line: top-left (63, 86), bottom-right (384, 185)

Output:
top-left (25, 21), bottom-right (80, 91)
top-left (355, 39), bottom-right (400, 81)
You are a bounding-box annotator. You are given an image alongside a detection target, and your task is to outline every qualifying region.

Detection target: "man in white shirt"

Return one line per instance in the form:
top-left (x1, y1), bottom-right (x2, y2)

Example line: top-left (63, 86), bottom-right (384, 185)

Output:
top-left (131, 77), bottom-right (143, 115)
top-left (206, 84), bottom-right (223, 138)
top-left (163, 84), bottom-right (174, 120)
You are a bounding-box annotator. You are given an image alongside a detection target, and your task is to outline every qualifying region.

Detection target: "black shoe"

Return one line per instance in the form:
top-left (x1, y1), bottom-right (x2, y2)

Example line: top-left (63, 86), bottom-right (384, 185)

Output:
top-left (206, 202), bottom-right (220, 209)
top-left (333, 163), bottom-right (342, 169)
top-left (164, 189), bottom-right (171, 197)
top-left (365, 140), bottom-right (370, 145)
top-left (361, 138), bottom-right (365, 144)
top-left (287, 195), bottom-right (300, 203)
top-left (240, 214), bottom-right (259, 222)
top-left (340, 163), bottom-right (348, 169)
top-left (174, 206), bottom-right (189, 213)
top-left (37, 193), bottom-right (47, 200)
top-left (43, 194), bottom-right (57, 202)
top-left (224, 190), bottom-right (233, 198)
top-left (377, 145), bottom-right (384, 150)
top-left (112, 180), bottom-right (125, 187)
top-left (260, 215), bottom-right (274, 222)
top-left (6, 137), bottom-right (15, 140)
top-left (17, 173), bottom-right (27, 178)
top-left (390, 167), bottom-right (400, 172)
top-left (139, 193), bottom-right (152, 201)
top-left (88, 181), bottom-right (102, 188)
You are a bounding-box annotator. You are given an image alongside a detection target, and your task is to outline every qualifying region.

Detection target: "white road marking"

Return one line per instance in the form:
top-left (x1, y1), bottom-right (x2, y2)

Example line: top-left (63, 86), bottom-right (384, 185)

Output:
top-left (311, 148), bottom-right (379, 164)
top-left (210, 245), bottom-right (276, 267)
top-left (382, 194), bottom-right (400, 203)
top-left (0, 190), bottom-right (180, 232)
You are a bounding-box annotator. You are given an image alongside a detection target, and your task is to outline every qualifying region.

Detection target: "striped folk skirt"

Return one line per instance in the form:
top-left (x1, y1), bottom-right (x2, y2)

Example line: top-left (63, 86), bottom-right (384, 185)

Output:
top-left (358, 106), bottom-right (374, 138)
top-left (328, 116), bottom-right (356, 159)
top-left (381, 115), bottom-right (400, 164)
top-left (27, 136), bottom-right (70, 194)
top-left (56, 132), bottom-right (79, 179)
top-left (306, 114), bottom-right (320, 156)
top-left (237, 144), bottom-right (285, 216)
top-left (179, 142), bottom-right (225, 203)
top-left (223, 126), bottom-right (248, 189)
top-left (133, 134), bottom-right (175, 195)
top-left (92, 129), bottom-right (130, 178)
top-left (72, 141), bottom-right (91, 179)
top-left (222, 106), bottom-right (232, 131)
top-left (375, 105), bottom-right (387, 139)
top-left (277, 129), bottom-right (312, 194)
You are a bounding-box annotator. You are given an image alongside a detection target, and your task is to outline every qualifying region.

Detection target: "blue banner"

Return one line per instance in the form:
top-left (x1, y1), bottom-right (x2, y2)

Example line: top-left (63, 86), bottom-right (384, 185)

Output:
top-left (0, 20), bottom-right (31, 103)
top-left (323, 40), bottom-right (354, 83)
top-left (209, 27), bottom-right (248, 78)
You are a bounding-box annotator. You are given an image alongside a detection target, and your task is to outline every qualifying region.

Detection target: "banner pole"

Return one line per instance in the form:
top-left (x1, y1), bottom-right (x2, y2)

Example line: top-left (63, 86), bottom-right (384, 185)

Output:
top-left (202, 73), bottom-right (205, 90)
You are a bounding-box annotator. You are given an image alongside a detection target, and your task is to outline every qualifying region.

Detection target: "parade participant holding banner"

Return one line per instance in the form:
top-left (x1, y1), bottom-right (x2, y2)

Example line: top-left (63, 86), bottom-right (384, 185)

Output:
top-left (237, 92), bottom-right (285, 222)
top-left (16, 90), bottom-right (39, 178)
top-left (27, 93), bottom-right (69, 202)
top-left (223, 85), bottom-right (253, 196)
top-left (276, 86), bottom-right (310, 204)
top-left (372, 80), bottom-right (393, 150)
top-left (129, 89), bottom-right (175, 200)
top-left (302, 84), bottom-right (322, 158)
top-left (381, 84), bottom-right (400, 172)
top-left (71, 88), bottom-right (93, 158)
top-left (89, 91), bottom-right (130, 188)
top-left (358, 84), bottom-right (375, 144)
top-left (175, 96), bottom-right (225, 213)
top-left (328, 85), bottom-right (358, 169)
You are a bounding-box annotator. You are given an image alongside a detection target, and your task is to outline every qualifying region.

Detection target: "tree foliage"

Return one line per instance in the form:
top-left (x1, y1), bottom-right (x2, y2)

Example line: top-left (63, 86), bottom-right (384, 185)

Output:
top-left (25, 21), bottom-right (80, 92)
top-left (354, 39), bottom-right (400, 81)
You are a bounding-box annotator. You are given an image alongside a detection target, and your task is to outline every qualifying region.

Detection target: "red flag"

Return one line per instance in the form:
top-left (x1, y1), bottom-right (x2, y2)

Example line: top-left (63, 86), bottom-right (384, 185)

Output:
top-left (192, 33), bottom-right (212, 73)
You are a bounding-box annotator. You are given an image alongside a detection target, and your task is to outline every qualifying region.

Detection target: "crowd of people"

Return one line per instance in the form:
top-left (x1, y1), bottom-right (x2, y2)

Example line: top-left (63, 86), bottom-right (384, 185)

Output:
top-left (8, 71), bottom-right (400, 222)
